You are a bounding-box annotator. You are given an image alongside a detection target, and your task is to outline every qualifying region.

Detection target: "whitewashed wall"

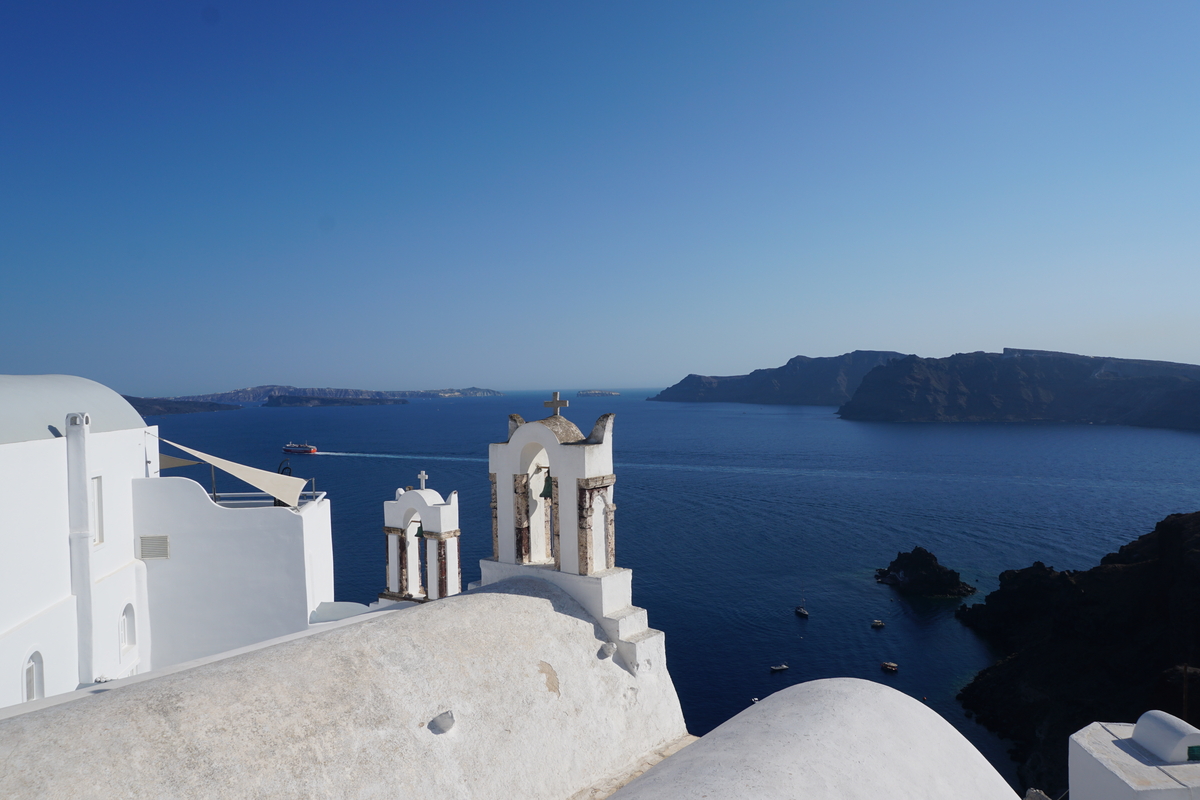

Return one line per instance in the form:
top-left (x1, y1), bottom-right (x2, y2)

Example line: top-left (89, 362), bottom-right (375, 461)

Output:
top-left (133, 476), bottom-right (332, 666)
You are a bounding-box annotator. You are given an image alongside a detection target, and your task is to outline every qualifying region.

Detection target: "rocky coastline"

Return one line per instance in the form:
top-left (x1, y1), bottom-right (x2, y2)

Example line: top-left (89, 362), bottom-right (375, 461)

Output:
top-left (956, 510), bottom-right (1200, 795)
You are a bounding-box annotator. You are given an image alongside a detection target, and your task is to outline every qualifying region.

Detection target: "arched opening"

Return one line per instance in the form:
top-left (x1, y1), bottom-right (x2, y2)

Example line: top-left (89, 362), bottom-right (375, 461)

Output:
top-left (120, 604), bottom-right (136, 650)
top-left (590, 493), bottom-right (610, 572)
top-left (401, 511), bottom-right (425, 598)
top-left (23, 652), bottom-right (44, 702)
top-left (517, 443), bottom-right (554, 565)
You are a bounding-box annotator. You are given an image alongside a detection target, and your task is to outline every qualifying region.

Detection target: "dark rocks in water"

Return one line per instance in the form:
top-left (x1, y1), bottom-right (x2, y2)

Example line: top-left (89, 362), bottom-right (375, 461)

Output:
top-left (649, 350), bottom-right (908, 406)
top-left (956, 510), bottom-right (1200, 796)
top-left (264, 395), bottom-right (410, 407)
top-left (875, 547), bottom-right (976, 598)
top-left (838, 348), bottom-right (1200, 432)
top-left (123, 395), bottom-right (241, 416)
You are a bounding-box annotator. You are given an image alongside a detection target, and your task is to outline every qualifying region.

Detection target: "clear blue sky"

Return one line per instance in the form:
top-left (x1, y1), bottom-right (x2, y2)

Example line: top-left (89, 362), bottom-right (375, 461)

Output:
top-left (3, 2), bottom-right (1198, 396)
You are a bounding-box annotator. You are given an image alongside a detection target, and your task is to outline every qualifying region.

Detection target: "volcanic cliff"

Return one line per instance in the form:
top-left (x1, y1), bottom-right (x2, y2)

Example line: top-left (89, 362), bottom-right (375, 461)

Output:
top-left (839, 348), bottom-right (1200, 431)
top-left (649, 350), bottom-right (907, 406)
top-left (956, 510), bottom-right (1200, 795)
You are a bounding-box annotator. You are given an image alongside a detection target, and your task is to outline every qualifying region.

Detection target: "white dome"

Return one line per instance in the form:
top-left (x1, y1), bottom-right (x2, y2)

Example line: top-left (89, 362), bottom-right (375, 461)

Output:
top-left (611, 677), bottom-right (1019, 800)
top-left (0, 374), bottom-right (145, 444)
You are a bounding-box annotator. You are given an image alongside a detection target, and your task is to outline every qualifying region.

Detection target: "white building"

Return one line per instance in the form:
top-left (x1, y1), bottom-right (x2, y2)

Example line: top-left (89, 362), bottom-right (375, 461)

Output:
top-left (0, 375), bottom-right (334, 709)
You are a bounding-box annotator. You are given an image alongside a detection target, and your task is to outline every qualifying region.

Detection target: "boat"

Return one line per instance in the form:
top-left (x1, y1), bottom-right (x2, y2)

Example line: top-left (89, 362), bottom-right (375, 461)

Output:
top-left (282, 442), bottom-right (317, 454)
top-left (871, 619), bottom-right (885, 629)
top-left (794, 598), bottom-right (809, 618)
top-left (769, 663), bottom-right (789, 673)
top-left (881, 661), bottom-right (899, 673)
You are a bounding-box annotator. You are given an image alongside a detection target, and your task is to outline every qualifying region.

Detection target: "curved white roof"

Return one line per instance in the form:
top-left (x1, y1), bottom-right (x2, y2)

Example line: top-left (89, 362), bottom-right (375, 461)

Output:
top-left (0, 578), bottom-right (688, 799)
top-left (0, 375), bottom-right (146, 445)
top-left (611, 677), bottom-right (1019, 800)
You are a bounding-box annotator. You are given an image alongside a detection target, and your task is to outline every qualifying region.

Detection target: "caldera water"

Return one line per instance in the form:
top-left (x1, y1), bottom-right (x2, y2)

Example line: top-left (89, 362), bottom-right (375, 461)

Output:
top-left (149, 391), bottom-right (1200, 787)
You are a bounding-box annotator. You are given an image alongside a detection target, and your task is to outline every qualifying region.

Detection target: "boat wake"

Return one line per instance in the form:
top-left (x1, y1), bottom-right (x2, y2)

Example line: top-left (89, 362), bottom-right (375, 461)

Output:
top-left (317, 451), bottom-right (488, 464)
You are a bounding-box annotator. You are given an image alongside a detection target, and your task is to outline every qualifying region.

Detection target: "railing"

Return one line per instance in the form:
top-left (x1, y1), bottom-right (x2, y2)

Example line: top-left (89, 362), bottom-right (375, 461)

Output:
top-left (210, 491), bottom-right (327, 509)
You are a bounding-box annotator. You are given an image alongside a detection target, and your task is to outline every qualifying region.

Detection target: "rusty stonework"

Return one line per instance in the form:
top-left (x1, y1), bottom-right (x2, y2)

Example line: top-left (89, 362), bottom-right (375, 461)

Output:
top-left (437, 539), bottom-right (448, 599)
top-left (576, 475), bottom-right (616, 576)
top-left (513, 473), bottom-right (530, 564)
top-left (605, 501), bottom-right (617, 570)
top-left (551, 477), bottom-right (561, 570)
top-left (489, 472), bottom-right (498, 560)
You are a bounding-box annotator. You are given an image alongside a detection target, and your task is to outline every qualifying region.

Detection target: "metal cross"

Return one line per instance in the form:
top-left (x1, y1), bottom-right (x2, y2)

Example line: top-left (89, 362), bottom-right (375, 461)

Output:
top-left (544, 391), bottom-right (569, 416)
top-left (417, 470), bottom-right (428, 490)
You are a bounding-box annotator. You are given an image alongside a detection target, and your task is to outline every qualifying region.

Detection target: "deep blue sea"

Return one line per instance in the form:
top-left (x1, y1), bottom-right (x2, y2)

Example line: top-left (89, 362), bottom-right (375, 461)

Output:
top-left (149, 392), bottom-right (1200, 788)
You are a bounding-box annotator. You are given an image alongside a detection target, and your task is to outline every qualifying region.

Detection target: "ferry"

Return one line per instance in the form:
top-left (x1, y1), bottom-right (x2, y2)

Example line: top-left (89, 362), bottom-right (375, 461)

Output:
top-left (282, 442), bottom-right (317, 454)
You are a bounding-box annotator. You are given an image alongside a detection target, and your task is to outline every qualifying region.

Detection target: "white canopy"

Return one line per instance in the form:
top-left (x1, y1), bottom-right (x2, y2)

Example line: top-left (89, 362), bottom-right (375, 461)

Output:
top-left (159, 437), bottom-right (308, 508)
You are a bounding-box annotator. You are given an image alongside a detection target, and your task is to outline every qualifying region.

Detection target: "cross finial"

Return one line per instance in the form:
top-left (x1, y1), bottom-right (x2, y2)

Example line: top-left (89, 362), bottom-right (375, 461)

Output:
top-left (417, 470), bottom-right (428, 490)
top-left (544, 391), bottom-right (569, 416)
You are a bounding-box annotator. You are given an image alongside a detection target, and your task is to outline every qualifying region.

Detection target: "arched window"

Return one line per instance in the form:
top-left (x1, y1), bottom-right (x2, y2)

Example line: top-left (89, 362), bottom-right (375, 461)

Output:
top-left (119, 604), bottom-right (136, 650)
top-left (24, 652), bottom-right (44, 701)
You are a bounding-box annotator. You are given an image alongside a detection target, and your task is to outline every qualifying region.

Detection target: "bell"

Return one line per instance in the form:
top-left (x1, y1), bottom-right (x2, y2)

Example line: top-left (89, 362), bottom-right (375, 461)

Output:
top-left (539, 475), bottom-right (555, 499)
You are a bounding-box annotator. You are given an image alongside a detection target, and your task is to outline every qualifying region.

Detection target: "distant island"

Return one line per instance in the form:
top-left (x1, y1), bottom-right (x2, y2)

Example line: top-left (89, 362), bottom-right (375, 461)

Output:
top-left (176, 385), bottom-right (504, 403)
top-left (577, 390), bottom-right (620, 397)
top-left (956, 510), bottom-right (1200, 795)
top-left (123, 396), bottom-right (242, 416)
top-left (838, 348), bottom-right (1200, 432)
top-left (649, 351), bottom-right (907, 406)
top-left (875, 547), bottom-right (975, 598)
top-left (264, 395), bottom-right (411, 408)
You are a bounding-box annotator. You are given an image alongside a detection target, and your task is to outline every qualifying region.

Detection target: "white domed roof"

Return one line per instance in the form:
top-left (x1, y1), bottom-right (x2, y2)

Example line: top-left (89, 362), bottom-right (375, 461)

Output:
top-left (612, 677), bottom-right (1019, 800)
top-left (0, 375), bottom-right (146, 445)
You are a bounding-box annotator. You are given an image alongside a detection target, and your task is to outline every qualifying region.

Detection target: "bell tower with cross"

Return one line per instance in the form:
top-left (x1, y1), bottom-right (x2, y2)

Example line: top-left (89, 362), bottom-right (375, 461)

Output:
top-left (380, 470), bottom-right (462, 604)
top-left (477, 392), bottom-right (667, 675)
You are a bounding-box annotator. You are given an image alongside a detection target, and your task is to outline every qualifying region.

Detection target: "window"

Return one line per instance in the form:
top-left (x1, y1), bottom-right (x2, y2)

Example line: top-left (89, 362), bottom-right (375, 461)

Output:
top-left (119, 604), bottom-right (136, 650)
top-left (1189, 745), bottom-right (1200, 762)
top-left (23, 652), bottom-right (44, 702)
top-left (90, 476), bottom-right (104, 544)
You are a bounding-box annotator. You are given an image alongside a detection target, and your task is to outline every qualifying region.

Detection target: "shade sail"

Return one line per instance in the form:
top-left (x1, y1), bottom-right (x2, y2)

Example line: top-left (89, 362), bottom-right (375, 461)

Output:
top-left (158, 437), bottom-right (308, 507)
top-left (159, 453), bottom-right (200, 470)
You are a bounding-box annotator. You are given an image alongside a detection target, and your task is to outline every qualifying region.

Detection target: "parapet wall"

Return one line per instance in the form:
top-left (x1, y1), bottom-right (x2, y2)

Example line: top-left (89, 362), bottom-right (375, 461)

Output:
top-left (0, 578), bottom-right (687, 800)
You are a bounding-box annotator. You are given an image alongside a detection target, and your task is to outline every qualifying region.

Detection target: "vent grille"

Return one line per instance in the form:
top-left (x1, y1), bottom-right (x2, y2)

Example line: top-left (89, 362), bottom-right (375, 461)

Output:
top-left (139, 536), bottom-right (169, 559)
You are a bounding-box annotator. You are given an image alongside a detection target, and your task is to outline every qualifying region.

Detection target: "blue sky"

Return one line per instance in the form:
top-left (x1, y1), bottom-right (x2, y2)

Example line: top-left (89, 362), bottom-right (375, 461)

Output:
top-left (3, 2), bottom-right (1199, 395)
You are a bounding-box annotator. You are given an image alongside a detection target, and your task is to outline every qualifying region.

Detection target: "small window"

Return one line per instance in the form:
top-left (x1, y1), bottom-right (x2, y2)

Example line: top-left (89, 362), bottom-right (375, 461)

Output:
top-left (90, 476), bottom-right (104, 544)
top-left (23, 652), bottom-right (44, 701)
top-left (120, 604), bottom-right (136, 650)
top-left (1188, 745), bottom-right (1200, 762)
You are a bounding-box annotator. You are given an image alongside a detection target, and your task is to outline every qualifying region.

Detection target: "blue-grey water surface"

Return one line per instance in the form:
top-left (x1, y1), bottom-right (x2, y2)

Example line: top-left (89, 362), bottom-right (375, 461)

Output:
top-left (150, 392), bottom-right (1200, 788)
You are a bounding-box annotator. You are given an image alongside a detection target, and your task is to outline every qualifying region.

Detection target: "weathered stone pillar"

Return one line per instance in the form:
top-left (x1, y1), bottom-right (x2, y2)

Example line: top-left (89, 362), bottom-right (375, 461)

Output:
top-left (489, 472), bottom-right (499, 560)
top-left (513, 473), bottom-right (530, 564)
top-left (576, 475), bottom-right (616, 576)
top-left (424, 528), bottom-right (462, 600)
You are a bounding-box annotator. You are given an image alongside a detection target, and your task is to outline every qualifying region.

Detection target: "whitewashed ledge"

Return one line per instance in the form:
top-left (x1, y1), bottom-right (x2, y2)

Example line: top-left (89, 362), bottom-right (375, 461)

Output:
top-left (0, 578), bottom-right (687, 800)
top-left (610, 677), bottom-right (1020, 800)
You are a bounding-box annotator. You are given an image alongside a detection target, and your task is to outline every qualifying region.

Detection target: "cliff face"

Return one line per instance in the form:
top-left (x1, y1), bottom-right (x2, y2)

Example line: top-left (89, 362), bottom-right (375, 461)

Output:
top-left (956, 511), bottom-right (1200, 794)
top-left (649, 351), bottom-right (907, 406)
top-left (838, 349), bottom-right (1200, 431)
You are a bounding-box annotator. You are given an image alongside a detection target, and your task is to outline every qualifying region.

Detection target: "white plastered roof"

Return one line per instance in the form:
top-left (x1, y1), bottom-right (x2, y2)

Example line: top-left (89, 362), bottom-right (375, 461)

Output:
top-left (0, 374), bottom-right (146, 445)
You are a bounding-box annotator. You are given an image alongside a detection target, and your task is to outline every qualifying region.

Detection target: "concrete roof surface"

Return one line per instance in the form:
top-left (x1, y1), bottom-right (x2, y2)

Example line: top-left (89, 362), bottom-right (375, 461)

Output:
top-left (0, 577), bottom-right (687, 800)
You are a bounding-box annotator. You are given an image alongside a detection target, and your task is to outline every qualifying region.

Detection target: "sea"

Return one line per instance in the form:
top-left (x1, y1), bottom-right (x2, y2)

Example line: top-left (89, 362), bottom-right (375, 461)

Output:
top-left (148, 391), bottom-right (1200, 788)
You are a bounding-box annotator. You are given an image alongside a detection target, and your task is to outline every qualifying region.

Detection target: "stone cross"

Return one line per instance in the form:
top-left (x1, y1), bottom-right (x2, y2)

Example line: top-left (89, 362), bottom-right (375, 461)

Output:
top-left (544, 391), bottom-right (569, 416)
top-left (417, 471), bottom-right (428, 490)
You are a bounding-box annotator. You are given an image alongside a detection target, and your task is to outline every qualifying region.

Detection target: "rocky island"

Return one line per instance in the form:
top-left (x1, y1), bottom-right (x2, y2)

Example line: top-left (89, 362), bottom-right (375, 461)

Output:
top-left (839, 348), bottom-right (1200, 432)
top-left (264, 395), bottom-right (410, 407)
top-left (875, 547), bottom-right (976, 597)
top-left (577, 390), bottom-right (620, 397)
top-left (123, 396), bottom-right (242, 416)
top-left (649, 350), bottom-right (907, 406)
top-left (176, 385), bottom-right (503, 403)
top-left (956, 510), bottom-right (1200, 795)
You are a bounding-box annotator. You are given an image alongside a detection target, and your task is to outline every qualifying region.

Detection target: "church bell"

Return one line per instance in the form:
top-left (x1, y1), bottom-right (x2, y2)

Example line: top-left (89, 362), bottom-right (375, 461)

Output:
top-left (539, 475), bottom-right (554, 499)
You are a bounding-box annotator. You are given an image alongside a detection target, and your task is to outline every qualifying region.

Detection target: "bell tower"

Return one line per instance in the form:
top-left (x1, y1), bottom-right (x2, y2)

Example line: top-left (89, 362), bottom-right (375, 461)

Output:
top-left (477, 394), bottom-right (666, 675)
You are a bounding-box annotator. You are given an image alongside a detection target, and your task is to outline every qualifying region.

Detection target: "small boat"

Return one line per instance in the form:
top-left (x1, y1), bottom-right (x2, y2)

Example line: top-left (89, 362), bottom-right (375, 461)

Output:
top-left (795, 598), bottom-right (809, 618)
top-left (282, 442), bottom-right (317, 454)
top-left (871, 619), bottom-right (885, 629)
top-left (881, 661), bottom-right (899, 673)
top-left (769, 663), bottom-right (789, 673)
